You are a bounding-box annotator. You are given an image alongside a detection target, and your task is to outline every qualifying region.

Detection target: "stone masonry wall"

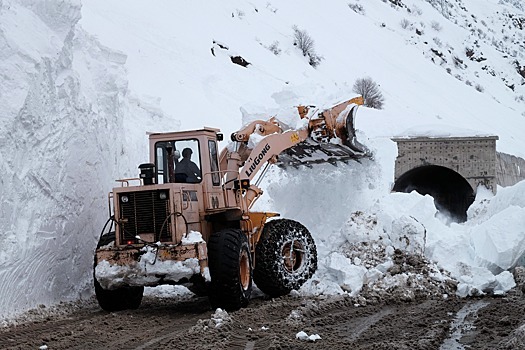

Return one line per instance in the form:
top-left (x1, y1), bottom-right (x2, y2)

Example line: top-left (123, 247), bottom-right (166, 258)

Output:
top-left (393, 136), bottom-right (499, 193)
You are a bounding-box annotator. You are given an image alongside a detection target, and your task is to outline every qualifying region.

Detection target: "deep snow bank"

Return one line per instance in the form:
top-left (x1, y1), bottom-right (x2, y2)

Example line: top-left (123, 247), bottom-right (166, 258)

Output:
top-left (0, 0), bottom-right (174, 319)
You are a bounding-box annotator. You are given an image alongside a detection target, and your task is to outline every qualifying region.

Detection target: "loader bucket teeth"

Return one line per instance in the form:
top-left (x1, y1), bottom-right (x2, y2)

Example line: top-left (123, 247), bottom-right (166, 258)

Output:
top-left (277, 138), bottom-right (367, 168)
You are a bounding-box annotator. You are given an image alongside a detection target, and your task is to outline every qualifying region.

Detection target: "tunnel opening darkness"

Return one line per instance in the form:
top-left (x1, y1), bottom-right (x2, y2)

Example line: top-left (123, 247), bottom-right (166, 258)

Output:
top-left (392, 165), bottom-right (475, 222)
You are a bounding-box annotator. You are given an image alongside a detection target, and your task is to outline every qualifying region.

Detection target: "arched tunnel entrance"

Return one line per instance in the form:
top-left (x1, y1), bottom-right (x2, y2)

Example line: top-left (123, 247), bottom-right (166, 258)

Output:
top-left (392, 165), bottom-right (475, 222)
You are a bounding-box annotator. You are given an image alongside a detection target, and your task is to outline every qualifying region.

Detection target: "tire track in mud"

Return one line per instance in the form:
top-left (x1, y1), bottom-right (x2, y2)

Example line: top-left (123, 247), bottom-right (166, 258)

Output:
top-left (2, 293), bottom-right (525, 349)
top-left (0, 297), bottom-right (212, 350)
top-left (458, 292), bottom-right (525, 350)
top-left (440, 300), bottom-right (489, 350)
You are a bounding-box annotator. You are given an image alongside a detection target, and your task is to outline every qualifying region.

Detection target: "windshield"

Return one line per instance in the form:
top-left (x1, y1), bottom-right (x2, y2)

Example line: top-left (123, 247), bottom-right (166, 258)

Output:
top-left (155, 139), bottom-right (201, 184)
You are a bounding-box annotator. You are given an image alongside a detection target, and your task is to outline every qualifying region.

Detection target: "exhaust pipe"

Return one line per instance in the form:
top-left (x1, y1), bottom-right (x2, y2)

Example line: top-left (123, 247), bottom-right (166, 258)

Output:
top-left (139, 163), bottom-right (156, 185)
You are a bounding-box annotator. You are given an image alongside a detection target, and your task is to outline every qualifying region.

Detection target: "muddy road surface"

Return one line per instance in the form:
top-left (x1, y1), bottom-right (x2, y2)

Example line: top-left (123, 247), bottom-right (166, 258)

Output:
top-left (1, 289), bottom-right (524, 350)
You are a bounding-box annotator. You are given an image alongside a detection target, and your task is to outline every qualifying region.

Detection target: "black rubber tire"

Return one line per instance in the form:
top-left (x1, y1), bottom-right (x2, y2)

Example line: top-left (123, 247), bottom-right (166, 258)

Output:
top-left (93, 232), bottom-right (144, 312)
top-left (187, 274), bottom-right (210, 297)
top-left (94, 278), bottom-right (144, 312)
top-left (207, 228), bottom-right (252, 311)
top-left (253, 219), bottom-right (317, 298)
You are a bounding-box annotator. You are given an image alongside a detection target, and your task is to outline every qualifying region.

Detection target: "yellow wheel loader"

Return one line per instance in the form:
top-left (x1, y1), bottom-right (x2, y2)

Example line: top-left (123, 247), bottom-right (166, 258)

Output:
top-left (93, 96), bottom-right (369, 311)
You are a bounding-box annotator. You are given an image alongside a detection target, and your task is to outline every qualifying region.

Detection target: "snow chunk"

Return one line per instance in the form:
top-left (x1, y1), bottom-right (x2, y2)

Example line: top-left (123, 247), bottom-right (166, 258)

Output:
top-left (325, 252), bottom-right (367, 296)
top-left (143, 285), bottom-right (193, 299)
top-left (211, 308), bottom-right (231, 328)
top-left (296, 331), bottom-right (321, 341)
top-left (181, 231), bottom-right (204, 245)
top-left (470, 206), bottom-right (525, 272)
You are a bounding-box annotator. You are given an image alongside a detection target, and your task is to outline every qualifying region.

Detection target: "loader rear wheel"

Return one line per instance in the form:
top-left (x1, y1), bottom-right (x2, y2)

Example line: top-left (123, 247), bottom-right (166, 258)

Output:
top-left (254, 219), bottom-right (317, 298)
top-left (208, 228), bottom-right (252, 311)
top-left (93, 232), bottom-right (144, 312)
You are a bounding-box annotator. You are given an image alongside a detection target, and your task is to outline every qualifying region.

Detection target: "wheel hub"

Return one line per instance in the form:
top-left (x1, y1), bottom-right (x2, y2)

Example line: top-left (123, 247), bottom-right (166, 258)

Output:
top-left (239, 250), bottom-right (250, 290)
top-left (282, 240), bottom-right (304, 273)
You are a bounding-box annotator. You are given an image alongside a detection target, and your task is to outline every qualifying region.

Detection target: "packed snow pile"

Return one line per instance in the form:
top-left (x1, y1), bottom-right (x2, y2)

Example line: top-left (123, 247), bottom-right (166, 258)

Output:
top-left (264, 154), bottom-right (525, 300)
top-left (190, 308), bottom-right (232, 333)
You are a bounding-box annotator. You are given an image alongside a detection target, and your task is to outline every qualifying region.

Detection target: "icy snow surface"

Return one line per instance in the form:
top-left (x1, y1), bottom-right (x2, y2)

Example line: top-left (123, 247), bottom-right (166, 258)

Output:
top-left (1, 0), bottom-right (525, 320)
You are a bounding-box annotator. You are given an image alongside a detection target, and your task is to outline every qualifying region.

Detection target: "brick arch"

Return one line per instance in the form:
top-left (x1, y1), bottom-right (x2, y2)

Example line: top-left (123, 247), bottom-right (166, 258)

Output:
top-left (392, 165), bottom-right (475, 222)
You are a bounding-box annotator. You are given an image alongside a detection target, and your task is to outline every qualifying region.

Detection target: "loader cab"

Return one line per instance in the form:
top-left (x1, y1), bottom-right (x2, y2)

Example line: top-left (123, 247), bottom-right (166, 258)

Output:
top-left (148, 128), bottom-right (222, 188)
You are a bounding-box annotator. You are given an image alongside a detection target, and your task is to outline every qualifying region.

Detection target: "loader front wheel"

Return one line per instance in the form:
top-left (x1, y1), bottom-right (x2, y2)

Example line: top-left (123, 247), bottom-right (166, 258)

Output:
top-left (208, 228), bottom-right (252, 311)
top-left (93, 232), bottom-right (144, 312)
top-left (254, 219), bottom-right (317, 298)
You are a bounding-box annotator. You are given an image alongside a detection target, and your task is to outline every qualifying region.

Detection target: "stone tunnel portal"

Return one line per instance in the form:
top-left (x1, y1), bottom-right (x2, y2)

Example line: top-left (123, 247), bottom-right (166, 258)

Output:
top-left (392, 165), bottom-right (475, 222)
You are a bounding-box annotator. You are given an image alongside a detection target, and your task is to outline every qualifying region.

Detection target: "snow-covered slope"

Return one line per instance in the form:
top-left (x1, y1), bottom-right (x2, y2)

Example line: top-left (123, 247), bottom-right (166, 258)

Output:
top-left (0, 0), bottom-right (524, 320)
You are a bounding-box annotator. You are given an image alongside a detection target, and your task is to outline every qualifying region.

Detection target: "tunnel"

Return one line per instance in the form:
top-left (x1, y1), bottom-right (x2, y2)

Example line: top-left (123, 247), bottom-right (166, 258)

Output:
top-left (392, 165), bottom-right (475, 222)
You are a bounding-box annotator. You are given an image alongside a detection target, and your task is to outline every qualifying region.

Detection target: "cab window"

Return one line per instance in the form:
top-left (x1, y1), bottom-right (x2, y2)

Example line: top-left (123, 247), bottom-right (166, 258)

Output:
top-left (155, 139), bottom-right (201, 184)
top-left (208, 140), bottom-right (220, 186)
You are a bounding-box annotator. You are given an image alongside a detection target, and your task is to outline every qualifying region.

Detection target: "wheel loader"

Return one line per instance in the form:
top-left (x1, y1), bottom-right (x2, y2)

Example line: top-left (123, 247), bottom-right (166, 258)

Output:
top-left (93, 96), bottom-right (369, 311)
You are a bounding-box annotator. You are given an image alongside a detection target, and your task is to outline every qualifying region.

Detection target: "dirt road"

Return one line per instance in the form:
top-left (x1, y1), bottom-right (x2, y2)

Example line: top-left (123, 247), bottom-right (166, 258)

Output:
top-left (1, 288), bottom-right (524, 350)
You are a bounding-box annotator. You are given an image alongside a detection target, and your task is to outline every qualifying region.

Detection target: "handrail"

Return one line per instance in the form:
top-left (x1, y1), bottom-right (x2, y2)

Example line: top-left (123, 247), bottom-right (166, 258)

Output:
top-left (115, 178), bottom-right (142, 187)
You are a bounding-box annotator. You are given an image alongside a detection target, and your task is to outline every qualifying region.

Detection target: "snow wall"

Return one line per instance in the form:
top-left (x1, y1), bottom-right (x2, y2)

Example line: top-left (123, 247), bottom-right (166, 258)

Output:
top-left (0, 0), bottom-right (175, 319)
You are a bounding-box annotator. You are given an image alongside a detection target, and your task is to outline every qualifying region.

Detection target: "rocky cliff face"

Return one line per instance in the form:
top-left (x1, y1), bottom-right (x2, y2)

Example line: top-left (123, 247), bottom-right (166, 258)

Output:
top-left (497, 152), bottom-right (525, 187)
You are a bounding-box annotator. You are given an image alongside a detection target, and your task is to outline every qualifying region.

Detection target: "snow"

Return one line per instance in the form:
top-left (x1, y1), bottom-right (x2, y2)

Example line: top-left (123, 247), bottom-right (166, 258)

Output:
top-left (296, 330), bottom-right (322, 342)
top-left (210, 308), bottom-right (231, 328)
top-left (1, 0), bottom-right (525, 321)
top-left (94, 247), bottom-right (201, 289)
top-left (181, 231), bottom-right (205, 245)
top-left (395, 124), bottom-right (496, 138)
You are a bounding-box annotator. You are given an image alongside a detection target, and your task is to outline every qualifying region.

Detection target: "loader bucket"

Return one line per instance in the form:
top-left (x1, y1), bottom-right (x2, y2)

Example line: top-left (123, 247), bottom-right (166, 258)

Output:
top-left (277, 98), bottom-right (370, 167)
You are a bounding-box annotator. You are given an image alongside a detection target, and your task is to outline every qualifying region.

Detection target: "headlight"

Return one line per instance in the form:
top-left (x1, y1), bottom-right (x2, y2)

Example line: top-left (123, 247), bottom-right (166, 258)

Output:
top-left (121, 195), bottom-right (129, 203)
top-left (159, 192), bottom-right (168, 200)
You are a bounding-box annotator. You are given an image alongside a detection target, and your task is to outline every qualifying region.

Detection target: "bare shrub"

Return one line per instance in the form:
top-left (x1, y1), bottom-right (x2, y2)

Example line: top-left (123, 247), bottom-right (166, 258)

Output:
top-left (430, 20), bottom-right (442, 31)
top-left (475, 84), bottom-right (485, 92)
top-left (411, 5), bottom-right (423, 15)
top-left (292, 26), bottom-right (323, 67)
top-left (348, 3), bottom-right (365, 14)
top-left (352, 77), bottom-right (385, 109)
top-left (400, 18), bottom-right (412, 29)
top-left (267, 41), bottom-right (281, 55)
top-left (308, 54), bottom-right (323, 67)
top-left (235, 9), bottom-right (245, 18)
top-left (453, 56), bottom-right (465, 69)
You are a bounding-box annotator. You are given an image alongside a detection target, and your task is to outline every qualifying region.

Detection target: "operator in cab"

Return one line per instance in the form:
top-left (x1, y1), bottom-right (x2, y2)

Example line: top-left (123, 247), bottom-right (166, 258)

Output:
top-left (175, 148), bottom-right (201, 183)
